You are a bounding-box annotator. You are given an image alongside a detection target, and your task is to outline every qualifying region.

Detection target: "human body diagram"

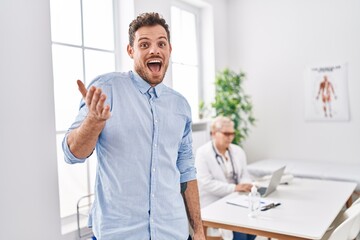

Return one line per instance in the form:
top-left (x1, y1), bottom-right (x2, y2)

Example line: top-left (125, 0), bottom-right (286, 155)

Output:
top-left (316, 75), bottom-right (337, 117)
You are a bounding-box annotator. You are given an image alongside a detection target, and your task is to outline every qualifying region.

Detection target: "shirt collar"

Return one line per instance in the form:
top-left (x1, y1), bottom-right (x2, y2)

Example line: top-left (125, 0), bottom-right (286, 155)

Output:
top-left (130, 71), bottom-right (165, 98)
top-left (212, 140), bottom-right (230, 158)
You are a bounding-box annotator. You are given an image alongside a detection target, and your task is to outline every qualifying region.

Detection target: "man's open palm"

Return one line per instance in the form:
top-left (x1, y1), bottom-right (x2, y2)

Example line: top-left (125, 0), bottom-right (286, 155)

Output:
top-left (77, 80), bottom-right (111, 121)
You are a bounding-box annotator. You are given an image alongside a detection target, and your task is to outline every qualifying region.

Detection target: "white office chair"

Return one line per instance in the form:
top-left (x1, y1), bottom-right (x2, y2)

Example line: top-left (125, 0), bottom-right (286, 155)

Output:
top-left (346, 200), bottom-right (360, 240)
top-left (349, 197), bottom-right (360, 240)
top-left (322, 202), bottom-right (360, 240)
top-left (352, 197), bottom-right (360, 206)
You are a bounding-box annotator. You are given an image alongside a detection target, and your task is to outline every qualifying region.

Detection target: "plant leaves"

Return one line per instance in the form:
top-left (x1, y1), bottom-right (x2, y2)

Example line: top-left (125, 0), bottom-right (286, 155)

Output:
top-left (211, 68), bottom-right (256, 145)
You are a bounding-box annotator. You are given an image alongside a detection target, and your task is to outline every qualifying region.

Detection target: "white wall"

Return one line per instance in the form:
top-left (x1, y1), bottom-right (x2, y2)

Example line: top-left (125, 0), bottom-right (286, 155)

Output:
top-left (0, 0), bottom-right (62, 239)
top-left (227, 0), bottom-right (360, 164)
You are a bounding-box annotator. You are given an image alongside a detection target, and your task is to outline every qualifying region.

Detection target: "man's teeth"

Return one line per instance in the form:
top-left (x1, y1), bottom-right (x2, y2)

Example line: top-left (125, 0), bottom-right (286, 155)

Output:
top-left (148, 60), bottom-right (161, 63)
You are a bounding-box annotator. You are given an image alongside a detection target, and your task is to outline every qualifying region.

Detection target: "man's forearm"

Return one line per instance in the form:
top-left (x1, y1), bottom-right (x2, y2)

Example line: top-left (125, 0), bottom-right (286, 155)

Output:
top-left (67, 116), bottom-right (106, 158)
top-left (182, 180), bottom-right (205, 239)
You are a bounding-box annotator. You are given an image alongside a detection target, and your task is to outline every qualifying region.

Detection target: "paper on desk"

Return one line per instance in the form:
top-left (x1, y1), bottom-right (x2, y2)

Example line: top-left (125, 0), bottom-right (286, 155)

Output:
top-left (226, 195), bottom-right (273, 208)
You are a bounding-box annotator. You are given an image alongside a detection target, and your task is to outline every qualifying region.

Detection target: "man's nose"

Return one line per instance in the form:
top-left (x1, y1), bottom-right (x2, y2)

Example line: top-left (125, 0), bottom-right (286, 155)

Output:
top-left (149, 45), bottom-right (160, 55)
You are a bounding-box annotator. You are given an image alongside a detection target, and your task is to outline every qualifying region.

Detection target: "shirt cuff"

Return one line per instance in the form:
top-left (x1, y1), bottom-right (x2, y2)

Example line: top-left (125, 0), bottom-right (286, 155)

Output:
top-left (180, 166), bottom-right (197, 183)
top-left (62, 134), bottom-right (87, 164)
top-left (231, 183), bottom-right (237, 192)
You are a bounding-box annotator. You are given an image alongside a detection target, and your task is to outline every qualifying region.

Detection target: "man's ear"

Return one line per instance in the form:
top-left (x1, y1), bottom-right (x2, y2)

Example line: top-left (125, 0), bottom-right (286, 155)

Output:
top-left (127, 45), bottom-right (134, 59)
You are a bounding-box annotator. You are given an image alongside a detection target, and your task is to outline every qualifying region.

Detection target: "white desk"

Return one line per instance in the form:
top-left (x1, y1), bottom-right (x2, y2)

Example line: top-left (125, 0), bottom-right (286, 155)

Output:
top-left (201, 178), bottom-right (356, 240)
top-left (247, 159), bottom-right (360, 192)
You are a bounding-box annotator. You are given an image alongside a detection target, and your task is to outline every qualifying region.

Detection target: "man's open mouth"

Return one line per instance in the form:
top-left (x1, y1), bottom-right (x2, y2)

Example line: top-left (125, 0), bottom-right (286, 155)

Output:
top-left (147, 59), bottom-right (162, 73)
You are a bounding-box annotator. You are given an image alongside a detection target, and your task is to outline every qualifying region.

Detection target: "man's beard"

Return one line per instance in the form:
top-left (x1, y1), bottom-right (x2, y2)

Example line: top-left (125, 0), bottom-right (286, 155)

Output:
top-left (135, 62), bottom-right (168, 86)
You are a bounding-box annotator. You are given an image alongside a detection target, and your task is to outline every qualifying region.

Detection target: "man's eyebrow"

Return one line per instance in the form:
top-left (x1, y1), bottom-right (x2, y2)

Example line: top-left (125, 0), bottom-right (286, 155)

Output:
top-left (137, 36), bottom-right (168, 42)
top-left (158, 36), bottom-right (168, 41)
top-left (138, 37), bottom-right (150, 42)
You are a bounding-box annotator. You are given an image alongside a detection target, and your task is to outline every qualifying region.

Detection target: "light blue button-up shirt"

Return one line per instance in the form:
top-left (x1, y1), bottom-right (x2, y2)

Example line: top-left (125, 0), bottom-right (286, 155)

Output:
top-left (63, 71), bottom-right (196, 240)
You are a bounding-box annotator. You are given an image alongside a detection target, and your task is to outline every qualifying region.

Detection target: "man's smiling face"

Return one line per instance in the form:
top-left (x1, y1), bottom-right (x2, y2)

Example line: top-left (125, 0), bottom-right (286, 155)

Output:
top-left (127, 25), bottom-right (172, 86)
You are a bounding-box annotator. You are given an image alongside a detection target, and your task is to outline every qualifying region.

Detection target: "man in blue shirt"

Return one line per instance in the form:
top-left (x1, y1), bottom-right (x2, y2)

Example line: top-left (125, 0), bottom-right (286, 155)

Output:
top-left (63, 12), bottom-right (205, 240)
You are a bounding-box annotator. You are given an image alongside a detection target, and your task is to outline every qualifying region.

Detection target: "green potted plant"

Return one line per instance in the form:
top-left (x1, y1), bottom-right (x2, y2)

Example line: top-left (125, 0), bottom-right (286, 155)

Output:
top-left (198, 100), bottom-right (210, 120)
top-left (211, 68), bottom-right (256, 145)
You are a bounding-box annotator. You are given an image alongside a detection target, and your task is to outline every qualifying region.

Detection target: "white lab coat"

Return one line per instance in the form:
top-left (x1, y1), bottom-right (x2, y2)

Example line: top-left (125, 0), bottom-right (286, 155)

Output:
top-left (195, 141), bottom-right (253, 239)
top-left (195, 141), bottom-right (253, 208)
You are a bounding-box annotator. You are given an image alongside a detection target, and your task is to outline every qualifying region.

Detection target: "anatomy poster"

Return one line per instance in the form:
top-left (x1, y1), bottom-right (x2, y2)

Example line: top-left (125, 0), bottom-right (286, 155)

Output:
top-left (304, 63), bottom-right (349, 121)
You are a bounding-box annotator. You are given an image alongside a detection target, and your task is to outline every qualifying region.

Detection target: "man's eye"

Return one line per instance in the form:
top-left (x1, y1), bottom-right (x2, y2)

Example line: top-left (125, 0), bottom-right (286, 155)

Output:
top-left (159, 42), bottom-right (166, 48)
top-left (140, 43), bottom-right (149, 48)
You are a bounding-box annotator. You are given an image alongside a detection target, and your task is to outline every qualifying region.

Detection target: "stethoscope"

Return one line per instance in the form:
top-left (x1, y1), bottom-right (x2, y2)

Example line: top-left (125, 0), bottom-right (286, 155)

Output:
top-left (211, 142), bottom-right (239, 184)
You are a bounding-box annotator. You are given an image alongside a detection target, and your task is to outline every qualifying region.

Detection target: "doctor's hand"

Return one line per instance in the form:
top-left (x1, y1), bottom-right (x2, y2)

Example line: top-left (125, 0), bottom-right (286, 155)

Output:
top-left (235, 183), bottom-right (253, 192)
top-left (77, 80), bottom-right (111, 122)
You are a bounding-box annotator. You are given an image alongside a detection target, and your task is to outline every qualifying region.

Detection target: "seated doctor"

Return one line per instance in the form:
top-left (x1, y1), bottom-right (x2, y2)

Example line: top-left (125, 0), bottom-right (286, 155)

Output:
top-left (195, 116), bottom-right (255, 240)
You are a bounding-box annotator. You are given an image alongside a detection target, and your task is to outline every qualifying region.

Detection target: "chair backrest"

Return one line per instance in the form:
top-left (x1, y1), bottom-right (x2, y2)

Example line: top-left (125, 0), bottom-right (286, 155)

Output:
top-left (352, 197), bottom-right (360, 206)
top-left (327, 203), bottom-right (360, 240)
top-left (344, 200), bottom-right (360, 240)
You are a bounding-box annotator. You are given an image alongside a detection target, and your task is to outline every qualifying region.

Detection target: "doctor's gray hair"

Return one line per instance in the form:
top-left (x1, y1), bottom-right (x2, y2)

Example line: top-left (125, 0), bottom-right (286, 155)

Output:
top-left (210, 116), bottom-right (234, 133)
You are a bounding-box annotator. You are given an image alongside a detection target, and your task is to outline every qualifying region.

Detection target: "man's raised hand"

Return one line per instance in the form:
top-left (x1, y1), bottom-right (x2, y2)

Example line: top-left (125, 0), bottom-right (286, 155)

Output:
top-left (77, 80), bottom-right (111, 122)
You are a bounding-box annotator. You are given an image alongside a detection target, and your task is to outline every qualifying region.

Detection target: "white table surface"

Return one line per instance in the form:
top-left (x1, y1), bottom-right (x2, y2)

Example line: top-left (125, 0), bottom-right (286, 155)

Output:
top-left (247, 158), bottom-right (360, 191)
top-left (201, 178), bottom-right (356, 240)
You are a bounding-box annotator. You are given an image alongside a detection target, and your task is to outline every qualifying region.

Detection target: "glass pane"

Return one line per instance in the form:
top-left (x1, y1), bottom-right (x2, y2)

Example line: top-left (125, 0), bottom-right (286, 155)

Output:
top-left (180, 11), bottom-right (197, 65)
top-left (171, 6), bottom-right (181, 62)
top-left (171, 7), bottom-right (198, 65)
top-left (83, 0), bottom-right (114, 50)
top-left (172, 63), bottom-right (199, 120)
top-left (84, 49), bottom-right (115, 82)
top-left (56, 134), bottom-right (89, 218)
top-left (52, 44), bottom-right (84, 131)
top-left (50, 0), bottom-right (82, 45)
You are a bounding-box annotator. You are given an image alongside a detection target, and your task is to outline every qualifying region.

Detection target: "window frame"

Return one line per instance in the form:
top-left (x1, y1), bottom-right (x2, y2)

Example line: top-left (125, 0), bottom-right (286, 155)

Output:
top-left (50, 0), bottom-right (122, 235)
top-left (170, 0), bottom-right (204, 121)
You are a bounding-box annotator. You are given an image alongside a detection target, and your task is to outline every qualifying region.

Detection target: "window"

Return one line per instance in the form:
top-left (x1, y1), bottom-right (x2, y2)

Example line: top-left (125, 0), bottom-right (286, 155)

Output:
top-left (171, 3), bottom-right (201, 121)
top-left (50, 0), bottom-right (118, 234)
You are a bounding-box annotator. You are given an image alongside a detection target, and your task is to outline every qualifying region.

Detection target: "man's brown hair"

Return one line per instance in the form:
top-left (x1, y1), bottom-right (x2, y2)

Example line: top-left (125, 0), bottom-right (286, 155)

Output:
top-left (128, 12), bottom-right (170, 47)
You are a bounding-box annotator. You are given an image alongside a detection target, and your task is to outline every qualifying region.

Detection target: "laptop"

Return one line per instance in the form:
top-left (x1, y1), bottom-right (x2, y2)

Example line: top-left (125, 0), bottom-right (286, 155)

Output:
top-left (257, 166), bottom-right (286, 197)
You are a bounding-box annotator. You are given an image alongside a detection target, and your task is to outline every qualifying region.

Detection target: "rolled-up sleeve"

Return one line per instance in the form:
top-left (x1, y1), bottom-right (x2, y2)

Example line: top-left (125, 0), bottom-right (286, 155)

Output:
top-left (62, 97), bottom-right (89, 164)
top-left (177, 119), bottom-right (197, 183)
top-left (62, 75), bottom-right (113, 165)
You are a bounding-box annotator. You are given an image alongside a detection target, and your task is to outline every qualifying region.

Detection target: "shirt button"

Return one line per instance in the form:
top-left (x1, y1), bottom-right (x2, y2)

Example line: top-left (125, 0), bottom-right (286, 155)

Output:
top-left (152, 194), bottom-right (155, 197)
top-left (154, 144), bottom-right (157, 147)
top-left (152, 168), bottom-right (156, 172)
top-left (151, 219), bottom-right (154, 223)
